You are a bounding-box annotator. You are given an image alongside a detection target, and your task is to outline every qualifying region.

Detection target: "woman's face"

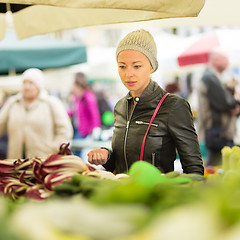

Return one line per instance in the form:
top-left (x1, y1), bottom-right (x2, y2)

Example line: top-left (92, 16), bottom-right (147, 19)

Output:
top-left (22, 80), bottom-right (39, 101)
top-left (212, 53), bottom-right (229, 73)
top-left (117, 49), bottom-right (153, 98)
top-left (73, 83), bottom-right (84, 97)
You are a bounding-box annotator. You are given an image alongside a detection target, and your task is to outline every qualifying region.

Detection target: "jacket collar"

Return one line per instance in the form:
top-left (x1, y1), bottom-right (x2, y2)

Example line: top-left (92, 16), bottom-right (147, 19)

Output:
top-left (126, 80), bottom-right (165, 103)
top-left (15, 90), bottom-right (50, 109)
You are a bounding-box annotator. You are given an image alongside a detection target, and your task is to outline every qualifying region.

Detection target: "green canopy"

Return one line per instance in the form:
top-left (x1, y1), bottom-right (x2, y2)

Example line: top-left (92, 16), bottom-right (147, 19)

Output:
top-left (0, 32), bottom-right (87, 74)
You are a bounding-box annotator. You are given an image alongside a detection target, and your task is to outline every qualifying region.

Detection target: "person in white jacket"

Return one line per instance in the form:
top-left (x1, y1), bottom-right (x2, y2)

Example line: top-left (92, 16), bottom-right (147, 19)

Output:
top-left (0, 68), bottom-right (73, 159)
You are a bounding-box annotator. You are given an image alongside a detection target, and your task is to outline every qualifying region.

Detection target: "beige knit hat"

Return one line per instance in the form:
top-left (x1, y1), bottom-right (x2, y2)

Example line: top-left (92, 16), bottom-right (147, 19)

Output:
top-left (22, 68), bottom-right (45, 92)
top-left (116, 29), bottom-right (158, 72)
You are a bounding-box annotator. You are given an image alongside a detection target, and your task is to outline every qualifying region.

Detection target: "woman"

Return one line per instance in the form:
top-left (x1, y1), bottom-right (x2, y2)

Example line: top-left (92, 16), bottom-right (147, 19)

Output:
top-left (0, 68), bottom-right (73, 159)
top-left (88, 29), bottom-right (204, 175)
top-left (68, 72), bottom-right (101, 139)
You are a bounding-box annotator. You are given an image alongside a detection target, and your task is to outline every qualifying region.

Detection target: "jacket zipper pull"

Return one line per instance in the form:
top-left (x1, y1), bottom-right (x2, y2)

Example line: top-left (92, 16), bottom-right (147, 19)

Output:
top-left (136, 120), bottom-right (158, 127)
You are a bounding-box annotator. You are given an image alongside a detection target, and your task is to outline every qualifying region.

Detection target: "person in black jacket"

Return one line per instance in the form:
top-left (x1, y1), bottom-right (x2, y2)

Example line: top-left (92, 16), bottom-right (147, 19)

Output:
top-left (198, 48), bottom-right (240, 166)
top-left (88, 29), bottom-right (204, 175)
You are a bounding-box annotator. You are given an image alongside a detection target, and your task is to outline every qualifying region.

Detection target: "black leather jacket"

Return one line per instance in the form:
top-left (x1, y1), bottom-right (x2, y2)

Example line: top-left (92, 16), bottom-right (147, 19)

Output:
top-left (104, 81), bottom-right (204, 175)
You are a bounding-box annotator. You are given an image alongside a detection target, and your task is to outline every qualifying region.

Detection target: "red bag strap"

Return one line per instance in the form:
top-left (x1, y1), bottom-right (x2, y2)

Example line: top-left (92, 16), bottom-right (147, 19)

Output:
top-left (140, 93), bottom-right (169, 161)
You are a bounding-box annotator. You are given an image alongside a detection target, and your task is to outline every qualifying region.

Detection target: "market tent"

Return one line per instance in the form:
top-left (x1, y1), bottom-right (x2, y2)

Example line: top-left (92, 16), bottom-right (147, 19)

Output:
top-left (0, 32), bottom-right (87, 74)
top-left (177, 32), bottom-right (219, 67)
top-left (155, 32), bottom-right (190, 70)
top-left (177, 29), bottom-right (240, 67)
top-left (108, 0), bottom-right (240, 29)
top-left (0, 0), bottom-right (205, 40)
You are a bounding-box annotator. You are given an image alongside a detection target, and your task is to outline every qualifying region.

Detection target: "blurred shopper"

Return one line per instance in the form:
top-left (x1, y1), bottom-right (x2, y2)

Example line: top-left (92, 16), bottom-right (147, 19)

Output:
top-left (197, 48), bottom-right (240, 166)
top-left (0, 93), bottom-right (8, 159)
top-left (68, 72), bottom-right (101, 144)
top-left (0, 68), bottom-right (73, 159)
top-left (87, 29), bottom-right (204, 175)
top-left (95, 90), bottom-right (114, 129)
top-left (0, 133), bottom-right (7, 159)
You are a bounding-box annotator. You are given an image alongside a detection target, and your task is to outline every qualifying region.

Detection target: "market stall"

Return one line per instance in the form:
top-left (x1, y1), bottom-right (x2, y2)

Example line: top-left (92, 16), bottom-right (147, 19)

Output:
top-left (0, 31), bottom-right (87, 75)
top-left (0, 143), bottom-right (240, 240)
top-left (0, 0), bottom-right (205, 40)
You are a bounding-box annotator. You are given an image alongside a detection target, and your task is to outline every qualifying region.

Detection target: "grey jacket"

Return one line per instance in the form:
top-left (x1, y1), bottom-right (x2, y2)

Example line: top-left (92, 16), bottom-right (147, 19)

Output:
top-left (104, 81), bottom-right (204, 175)
top-left (197, 68), bottom-right (238, 142)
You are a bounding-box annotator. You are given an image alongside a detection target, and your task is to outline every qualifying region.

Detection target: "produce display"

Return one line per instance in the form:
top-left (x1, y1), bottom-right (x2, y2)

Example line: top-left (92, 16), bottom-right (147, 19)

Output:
top-left (1, 144), bottom-right (240, 240)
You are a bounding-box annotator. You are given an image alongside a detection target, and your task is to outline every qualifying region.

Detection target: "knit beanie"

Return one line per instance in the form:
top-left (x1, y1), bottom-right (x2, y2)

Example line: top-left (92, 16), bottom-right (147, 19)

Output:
top-left (116, 29), bottom-right (158, 72)
top-left (22, 68), bottom-right (45, 92)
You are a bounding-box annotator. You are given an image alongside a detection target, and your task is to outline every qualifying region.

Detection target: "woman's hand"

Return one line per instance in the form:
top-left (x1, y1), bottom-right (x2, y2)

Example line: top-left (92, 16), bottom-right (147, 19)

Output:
top-left (87, 148), bottom-right (109, 165)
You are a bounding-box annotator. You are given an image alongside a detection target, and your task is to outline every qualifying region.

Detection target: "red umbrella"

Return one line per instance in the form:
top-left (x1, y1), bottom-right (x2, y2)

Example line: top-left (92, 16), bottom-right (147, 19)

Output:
top-left (177, 29), bottom-right (240, 67)
top-left (177, 32), bottom-right (220, 67)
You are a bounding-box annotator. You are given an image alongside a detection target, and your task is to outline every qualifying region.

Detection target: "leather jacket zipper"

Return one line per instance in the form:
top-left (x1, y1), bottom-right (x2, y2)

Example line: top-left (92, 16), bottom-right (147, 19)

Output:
top-left (123, 101), bottom-right (137, 173)
top-left (136, 120), bottom-right (158, 127)
top-left (124, 120), bottom-right (130, 172)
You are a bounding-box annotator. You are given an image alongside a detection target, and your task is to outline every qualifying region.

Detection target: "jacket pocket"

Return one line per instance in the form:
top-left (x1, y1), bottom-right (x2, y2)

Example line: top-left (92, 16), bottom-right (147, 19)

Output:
top-left (135, 120), bottom-right (158, 127)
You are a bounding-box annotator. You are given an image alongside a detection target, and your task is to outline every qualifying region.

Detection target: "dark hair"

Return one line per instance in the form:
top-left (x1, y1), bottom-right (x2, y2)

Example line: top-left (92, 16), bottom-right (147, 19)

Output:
top-left (74, 72), bottom-right (91, 90)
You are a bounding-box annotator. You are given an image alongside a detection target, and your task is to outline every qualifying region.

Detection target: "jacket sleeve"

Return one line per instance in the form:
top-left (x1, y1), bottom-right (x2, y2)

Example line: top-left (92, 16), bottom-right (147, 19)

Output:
top-left (48, 97), bottom-right (73, 151)
top-left (168, 97), bottom-right (204, 175)
top-left (102, 150), bottom-right (115, 172)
